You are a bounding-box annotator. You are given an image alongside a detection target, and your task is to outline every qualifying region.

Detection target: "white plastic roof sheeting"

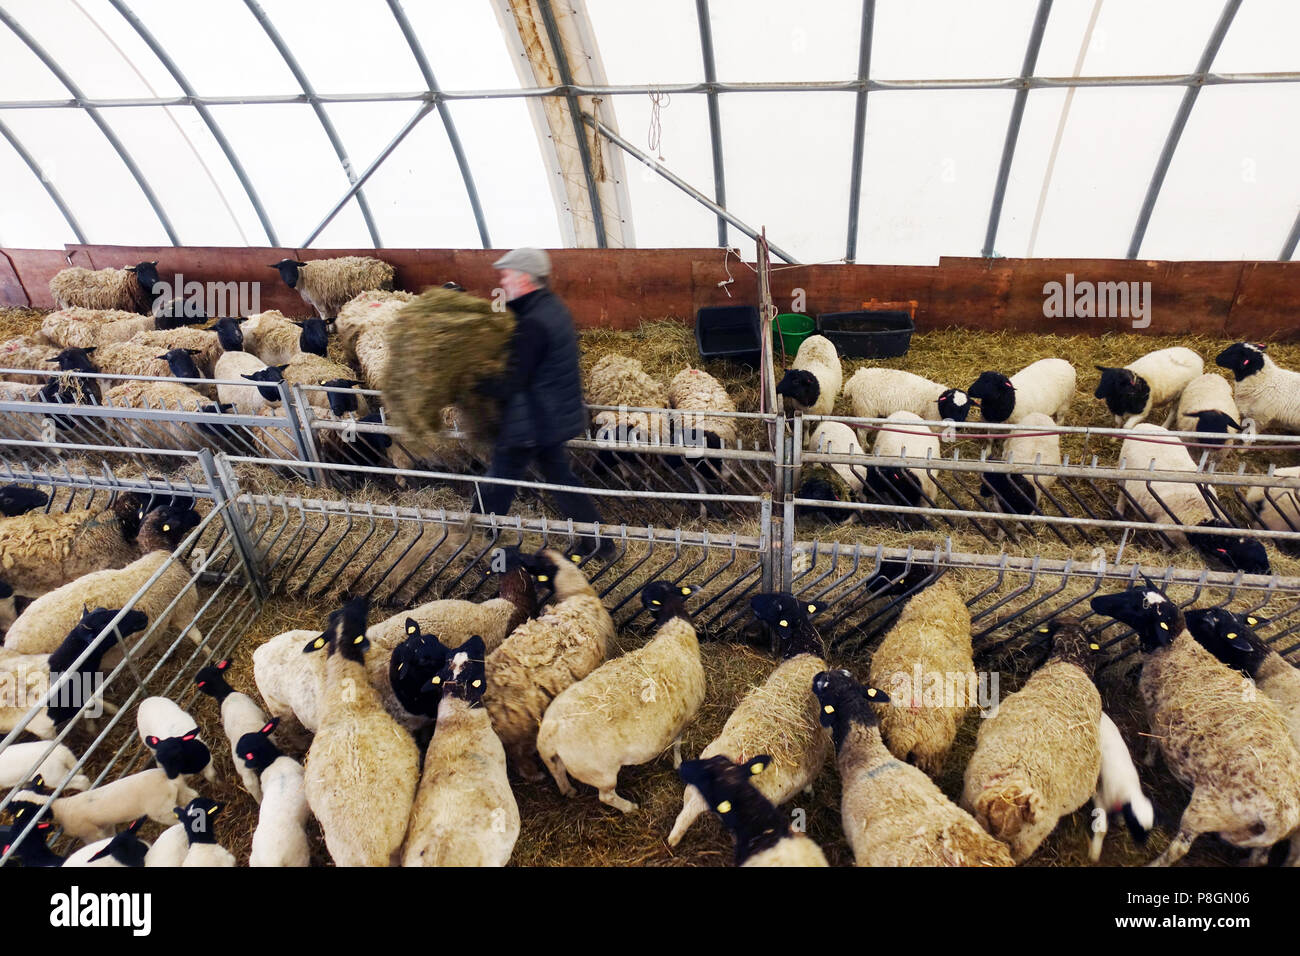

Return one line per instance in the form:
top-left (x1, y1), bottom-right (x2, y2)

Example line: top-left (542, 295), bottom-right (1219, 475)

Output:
top-left (0, 0), bottom-right (1297, 264)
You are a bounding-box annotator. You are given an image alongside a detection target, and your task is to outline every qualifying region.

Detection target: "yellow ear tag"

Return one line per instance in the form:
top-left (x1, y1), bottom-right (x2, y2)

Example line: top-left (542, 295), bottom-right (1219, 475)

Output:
top-left (807, 604), bottom-right (816, 613)
top-left (1247, 616), bottom-right (1259, 626)
top-left (1159, 622), bottom-right (1169, 630)
top-left (313, 638), bottom-right (325, 649)
top-left (652, 599), bottom-right (661, 606)
top-left (430, 676), bottom-right (441, 684)
top-left (778, 619), bottom-right (788, 628)
top-left (208, 806), bottom-right (217, 815)
top-left (750, 762), bottom-right (764, 775)
top-left (571, 554), bottom-right (581, 563)
top-left (1089, 643), bottom-right (1100, 651)
top-left (716, 800), bottom-right (732, 814)
top-left (1036, 626), bottom-right (1050, 633)
top-left (823, 704), bottom-right (834, 714)
top-left (471, 679), bottom-right (482, 688)
top-left (1227, 632), bottom-right (1237, 640)
top-left (407, 625), bottom-right (416, 634)
top-left (681, 587), bottom-right (691, 595)
top-left (353, 635), bottom-right (364, 644)
top-left (866, 688), bottom-right (878, 697)
top-left (537, 575), bottom-right (548, 583)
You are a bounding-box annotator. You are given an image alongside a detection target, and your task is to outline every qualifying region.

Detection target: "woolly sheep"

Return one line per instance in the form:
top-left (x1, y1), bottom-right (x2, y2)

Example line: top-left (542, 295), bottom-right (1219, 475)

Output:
top-left (270, 257), bottom-right (396, 320)
top-left (214, 351), bottom-right (282, 416)
top-left (195, 658), bottom-right (270, 802)
top-left (978, 411), bottom-right (1061, 515)
top-left (1168, 372), bottom-right (1243, 446)
top-left (969, 357), bottom-right (1076, 425)
top-left (668, 593), bottom-right (829, 846)
top-left (240, 310), bottom-right (304, 367)
top-left (13, 768), bottom-right (198, 843)
top-left (251, 628), bottom-right (327, 743)
top-left (1216, 342), bottom-right (1300, 434)
top-left (667, 367), bottom-right (737, 446)
top-left (303, 596), bottom-right (419, 867)
top-left (402, 637), bottom-right (520, 866)
top-left (237, 719), bottom-right (311, 867)
top-left (0, 336), bottom-right (60, 383)
top-left (843, 367), bottom-right (971, 430)
top-left (1092, 584), bottom-right (1300, 866)
top-left (961, 619), bottom-right (1102, 862)
top-left (336, 289), bottom-right (416, 359)
top-left (804, 420), bottom-right (866, 502)
top-left (867, 577), bottom-right (974, 776)
top-left (177, 797), bottom-right (236, 867)
top-left (90, 341), bottom-right (170, 388)
top-left (1089, 711), bottom-right (1154, 862)
top-left (538, 581), bottom-right (705, 813)
top-left (1095, 346), bottom-right (1204, 429)
top-left (130, 328), bottom-right (222, 377)
top-left (4, 549), bottom-right (204, 658)
top-left (61, 816), bottom-right (149, 867)
top-left (677, 755), bottom-right (829, 866)
top-left (776, 334), bottom-right (842, 417)
top-left (1245, 466), bottom-right (1300, 533)
top-left (49, 262), bottom-right (159, 313)
top-left (0, 741), bottom-right (90, 793)
top-left (864, 410), bottom-right (940, 508)
top-left (280, 353), bottom-right (360, 414)
top-left (586, 353), bottom-right (673, 445)
top-left (484, 550), bottom-right (613, 780)
top-left (143, 820), bottom-right (189, 868)
top-left (136, 696), bottom-right (214, 783)
top-left (1116, 423), bottom-right (1269, 574)
top-left (41, 308), bottom-right (156, 350)
top-left (813, 669), bottom-right (1014, 867)
top-left (354, 325), bottom-right (390, 391)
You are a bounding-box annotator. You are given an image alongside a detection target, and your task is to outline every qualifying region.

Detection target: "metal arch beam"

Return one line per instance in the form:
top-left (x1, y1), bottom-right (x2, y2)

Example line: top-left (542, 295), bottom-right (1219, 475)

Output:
top-left (0, 115), bottom-right (86, 243)
top-left (108, 0), bottom-right (280, 247)
top-left (695, 0), bottom-right (727, 248)
top-left (1282, 209), bottom-right (1300, 261)
top-left (1127, 0), bottom-right (1243, 259)
top-left (242, 0), bottom-right (382, 248)
top-left (0, 5), bottom-right (179, 244)
top-left (982, 0), bottom-right (1052, 259)
top-left (535, 0), bottom-right (608, 248)
top-left (844, 0), bottom-right (875, 264)
top-left (387, 0), bottom-right (492, 249)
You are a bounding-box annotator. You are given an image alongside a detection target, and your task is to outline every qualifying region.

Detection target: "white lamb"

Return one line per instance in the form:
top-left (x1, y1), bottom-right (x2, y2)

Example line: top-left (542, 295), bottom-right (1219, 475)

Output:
top-left (1089, 711), bottom-right (1154, 862)
top-left (0, 741), bottom-right (90, 793)
top-left (1215, 342), bottom-right (1300, 434)
top-left (1167, 372), bottom-right (1243, 447)
top-left (13, 768), bottom-right (197, 843)
top-left (979, 411), bottom-right (1061, 516)
top-left (843, 367), bottom-right (972, 431)
top-left (969, 357), bottom-right (1076, 425)
top-left (864, 410), bottom-right (940, 508)
top-left (237, 719), bottom-right (311, 868)
top-left (1095, 347), bottom-right (1204, 430)
top-left (776, 335), bottom-right (842, 417)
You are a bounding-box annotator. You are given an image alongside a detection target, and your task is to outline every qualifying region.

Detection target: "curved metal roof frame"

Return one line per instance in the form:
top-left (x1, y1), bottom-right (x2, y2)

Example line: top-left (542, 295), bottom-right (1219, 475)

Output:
top-left (0, 1), bottom-right (1296, 260)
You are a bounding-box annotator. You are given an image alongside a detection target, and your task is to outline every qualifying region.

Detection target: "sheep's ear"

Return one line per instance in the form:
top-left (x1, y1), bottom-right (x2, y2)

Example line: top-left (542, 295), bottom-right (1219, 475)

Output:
top-left (1244, 613), bottom-right (1269, 627)
top-left (127, 815), bottom-right (148, 834)
top-left (275, 364), bottom-right (290, 373)
top-left (744, 755), bottom-right (771, 777)
top-left (862, 685), bottom-right (891, 704)
top-left (1094, 365), bottom-right (1111, 373)
top-left (260, 717), bottom-right (280, 736)
top-left (185, 348), bottom-right (201, 355)
top-left (302, 632), bottom-right (329, 653)
top-left (404, 618), bottom-right (420, 637)
top-left (216, 659), bottom-right (230, 671)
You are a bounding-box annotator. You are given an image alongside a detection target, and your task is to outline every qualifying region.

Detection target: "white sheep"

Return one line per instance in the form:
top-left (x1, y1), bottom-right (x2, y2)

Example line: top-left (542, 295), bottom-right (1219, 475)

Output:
top-left (865, 410), bottom-right (941, 508)
top-left (843, 367), bottom-right (971, 431)
top-left (585, 353), bottom-right (673, 446)
top-left (354, 325), bottom-right (390, 391)
top-left (61, 817), bottom-right (150, 867)
top-left (88, 341), bottom-right (170, 388)
top-left (979, 411), bottom-right (1061, 515)
top-left (1116, 423), bottom-right (1269, 574)
top-left (213, 350), bottom-right (282, 416)
top-left (13, 768), bottom-right (198, 843)
top-left (1216, 342), bottom-right (1300, 434)
top-left (177, 797), bottom-right (236, 867)
top-left (195, 658), bottom-right (269, 802)
top-left (0, 741), bottom-right (90, 793)
top-left (143, 821), bottom-right (188, 867)
top-left (667, 367), bottom-right (738, 446)
top-left (969, 357), bottom-right (1076, 425)
top-left (251, 628), bottom-right (327, 742)
top-left (1168, 372), bottom-right (1243, 446)
top-left (49, 262), bottom-right (159, 313)
top-left (1095, 347), bottom-right (1204, 429)
top-left (270, 257), bottom-right (396, 321)
top-left (776, 334), bottom-right (842, 417)
top-left (537, 580), bottom-right (705, 813)
top-left (402, 637), bottom-right (520, 867)
top-left (136, 696), bottom-right (215, 784)
top-left (1089, 711), bottom-right (1154, 862)
top-left (237, 719), bottom-right (311, 867)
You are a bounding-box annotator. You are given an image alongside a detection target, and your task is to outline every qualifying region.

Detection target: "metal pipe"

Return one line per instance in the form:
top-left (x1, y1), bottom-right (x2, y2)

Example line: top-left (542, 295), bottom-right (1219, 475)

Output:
top-left (844, 0), bottom-right (875, 263)
top-left (695, 0), bottom-right (728, 247)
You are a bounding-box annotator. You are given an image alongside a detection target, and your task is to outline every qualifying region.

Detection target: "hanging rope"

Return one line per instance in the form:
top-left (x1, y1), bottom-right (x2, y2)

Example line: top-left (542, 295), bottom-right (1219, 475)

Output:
top-left (647, 87), bottom-right (670, 161)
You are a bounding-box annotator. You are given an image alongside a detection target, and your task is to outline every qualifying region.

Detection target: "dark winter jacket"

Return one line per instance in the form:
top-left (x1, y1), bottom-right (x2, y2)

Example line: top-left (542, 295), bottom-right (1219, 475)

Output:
top-left (491, 288), bottom-right (588, 448)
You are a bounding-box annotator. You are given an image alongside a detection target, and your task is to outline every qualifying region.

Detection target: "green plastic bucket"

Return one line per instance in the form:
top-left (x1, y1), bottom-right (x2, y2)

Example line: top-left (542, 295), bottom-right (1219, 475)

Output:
top-left (773, 313), bottom-right (815, 355)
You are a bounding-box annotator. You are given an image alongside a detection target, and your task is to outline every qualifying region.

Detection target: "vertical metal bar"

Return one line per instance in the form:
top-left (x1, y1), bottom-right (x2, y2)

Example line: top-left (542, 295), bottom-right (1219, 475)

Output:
top-left (845, 0), bottom-right (875, 263)
top-left (759, 492), bottom-right (773, 594)
top-left (1126, 0), bottom-right (1242, 259)
top-left (695, 0), bottom-right (728, 247)
top-left (982, 0), bottom-right (1052, 258)
top-left (277, 382), bottom-right (320, 482)
top-left (198, 450), bottom-right (265, 602)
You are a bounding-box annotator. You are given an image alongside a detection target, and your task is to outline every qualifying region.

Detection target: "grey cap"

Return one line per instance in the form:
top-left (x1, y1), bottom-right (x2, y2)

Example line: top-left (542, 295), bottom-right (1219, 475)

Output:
top-left (492, 247), bottom-right (551, 278)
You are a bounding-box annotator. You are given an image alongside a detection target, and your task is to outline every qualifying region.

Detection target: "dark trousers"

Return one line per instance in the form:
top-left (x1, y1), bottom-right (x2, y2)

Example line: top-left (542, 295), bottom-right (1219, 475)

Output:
top-left (475, 442), bottom-right (602, 524)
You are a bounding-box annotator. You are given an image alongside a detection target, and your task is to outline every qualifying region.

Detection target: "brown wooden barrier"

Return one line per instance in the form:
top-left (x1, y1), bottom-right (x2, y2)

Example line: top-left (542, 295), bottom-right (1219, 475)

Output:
top-left (2, 245), bottom-right (1297, 340)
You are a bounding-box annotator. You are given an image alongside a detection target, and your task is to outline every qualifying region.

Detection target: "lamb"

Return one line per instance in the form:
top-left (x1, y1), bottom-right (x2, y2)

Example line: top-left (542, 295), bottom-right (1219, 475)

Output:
top-left (798, 420), bottom-right (865, 521)
top-left (4, 549), bottom-right (204, 658)
top-left (136, 696), bottom-right (215, 783)
top-left (12, 768), bottom-right (197, 843)
top-left (677, 755), bottom-right (829, 866)
top-left (960, 618), bottom-right (1102, 862)
top-left (1116, 423), bottom-right (1269, 574)
top-left (1245, 466), bottom-right (1300, 533)
top-left (585, 353), bottom-right (673, 445)
top-left (1168, 372), bottom-right (1243, 446)
top-left (843, 367), bottom-right (971, 430)
top-left (237, 719), bottom-right (311, 867)
top-left (402, 636), bottom-right (520, 866)
top-left (0, 804), bottom-right (64, 866)
top-left (0, 741), bottom-right (90, 793)
top-left (863, 410), bottom-right (941, 508)
top-left (1095, 346), bottom-right (1204, 429)
top-left (0, 485), bottom-right (49, 517)
top-left (303, 596), bottom-right (419, 866)
top-left (978, 411), bottom-right (1061, 515)
top-left (1089, 711), bottom-right (1154, 862)
top-left (537, 580), bottom-right (705, 813)
top-left (62, 816), bottom-right (150, 867)
top-left (867, 577), bottom-right (974, 776)
top-left (214, 351), bottom-right (283, 415)
top-left (0, 498), bottom-right (194, 600)
top-left (41, 346), bottom-right (102, 406)
top-left (775, 334), bottom-right (842, 417)
top-left (240, 310), bottom-right (305, 366)
top-left (48, 262), bottom-right (159, 313)
top-left (143, 820), bottom-right (189, 867)
top-left (1091, 583), bottom-right (1300, 866)
top-left (968, 357), bottom-right (1076, 425)
top-left (668, 592), bottom-right (829, 846)
top-left (812, 669), bottom-right (1014, 866)
top-left (1216, 342), bottom-right (1300, 433)
top-left (41, 308), bottom-right (156, 350)
top-left (177, 797), bottom-right (236, 867)
top-left (484, 550), bottom-right (613, 780)
top-left (195, 658), bottom-right (270, 802)
top-left (270, 256), bottom-right (396, 321)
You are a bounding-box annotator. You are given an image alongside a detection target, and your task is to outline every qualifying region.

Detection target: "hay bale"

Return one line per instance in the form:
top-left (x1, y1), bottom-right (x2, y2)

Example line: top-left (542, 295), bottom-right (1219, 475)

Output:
top-left (381, 287), bottom-right (516, 443)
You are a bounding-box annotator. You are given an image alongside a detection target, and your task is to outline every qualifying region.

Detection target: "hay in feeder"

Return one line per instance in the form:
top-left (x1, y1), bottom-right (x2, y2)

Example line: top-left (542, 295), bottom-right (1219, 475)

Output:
top-left (381, 287), bottom-right (516, 444)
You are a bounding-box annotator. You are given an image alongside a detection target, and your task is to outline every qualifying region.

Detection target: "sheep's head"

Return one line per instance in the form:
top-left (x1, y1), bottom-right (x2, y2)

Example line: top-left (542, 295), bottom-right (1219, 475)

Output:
top-left (315, 594), bottom-right (371, 662)
top-left (270, 259), bottom-right (307, 288)
top-left (775, 369), bottom-right (820, 411)
top-left (677, 754), bottom-right (782, 864)
top-left (1093, 366), bottom-right (1149, 417)
top-left (0, 484), bottom-right (48, 517)
top-left (391, 620), bottom-right (451, 717)
top-left (1184, 607), bottom-right (1268, 677)
top-left (236, 719), bottom-right (283, 774)
top-left (1033, 617), bottom-right (1100, 677)
top-left (1090, 584), bottom-right (1184, 653)
top-left (750, 592), bottom-right (824, 659)
top-left (979, 471), bottom-right (1038, 516)
top-left (241, 364), bottom-right (289, 403)
top-left (126, 261), bottom-right (160, 292)
top-left (207, 316), bottom-right (245, 352)
top-left (146, 729), bottom-right (210, 780)
top-left (1189, 522), bottom-right (1270, 576)
top-left (1186, 409), bottom-right (1242, 445)
top-left (47, 347), bottom-right (97, 373)
top-left (864, 464), bottom-right (923, 507)
top-left (321, 378), bottom-right (362, 417)
top-left (138, 504), bottom-right (201, 552)
top-left (811, 669), bottom-right (891, 752)
top-left (641, 580), bottom-right (697, 624)
top-left (1215, 342), bottom-right (1266, 382)
top-left (429, 635), bottom-right (486, 707)
top-left (194, 658), bottom-right (233, 698)
top-left (175, 798), bottom-right (222, 845)
top-left (967, 371), bottom-right (1015, 423)
top-left (87, 816), bottom-right (149, 866)
top-left (936, 388), bottom-right (971, 422)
